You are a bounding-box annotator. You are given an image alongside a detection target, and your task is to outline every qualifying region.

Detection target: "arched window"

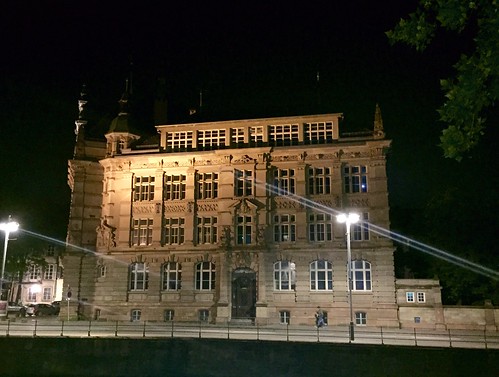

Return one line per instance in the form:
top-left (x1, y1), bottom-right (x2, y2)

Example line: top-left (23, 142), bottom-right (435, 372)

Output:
top-left (273, 260), bottom-right (296, 291)
top-left (351, 260), bottom-right (371, 291)
top-left (162, 262), bottom-right (182, 290)
top-left (195, 262), bottom-right (216, 290)
top-left (129, 262), bottom-right (149, 291)
top-left (310, 260), bottom-right (333, 291)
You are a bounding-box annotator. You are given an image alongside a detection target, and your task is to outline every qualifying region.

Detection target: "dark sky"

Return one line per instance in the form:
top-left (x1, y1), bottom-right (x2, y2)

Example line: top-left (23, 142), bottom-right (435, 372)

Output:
top-left (0, 1), bottom-right (493, 241)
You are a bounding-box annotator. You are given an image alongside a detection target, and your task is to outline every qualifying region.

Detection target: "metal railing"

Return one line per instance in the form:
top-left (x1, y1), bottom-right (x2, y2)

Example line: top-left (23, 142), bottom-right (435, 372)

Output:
top-left (0, 318), bottom-right (498, 350)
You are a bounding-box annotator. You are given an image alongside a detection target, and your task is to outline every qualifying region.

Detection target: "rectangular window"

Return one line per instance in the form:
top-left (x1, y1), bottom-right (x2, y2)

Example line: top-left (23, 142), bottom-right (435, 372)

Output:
top-left (198, 129), bottom-right (226, 148)
top-left (162, 262), bottom-right (182, 291)
top-left (164, 175), bottom-right (186, 200)
top-left (273, 214), bottom-right (296, 242)
top-left (279, 310), bottom-right (290, 325)
top-left (196, 173), bottom-right (218, 199)
top-left (163, 218), bottom-right (185, 245)
top-left (196, 262), bottom-right (216, 291)
top-left (28, 290), bottom-right (37, 302)
top-left (43, 287), bottom-right (52, 301)
top-left (168, 131), bottom-right (193, 150)
top-left (344, 165), bottom-right (368, 193)
top-left (164, 310), bottom-right (175, 321)
top-left (29, 265), bottom-right (41, 280)
top-left (131, 309), bottom-right (141, 322)
top-left (269, 124), bottom-right (299, 145)
top-left (250, 126), bottom-right (264, 144)
top-left (130, 263), bottom-right (149, 291)
top-left (197, 217), bottom-right (218, 244)
top-left (355, 312), bottom-right (367, 325)
top-left (237, 216), bottom-right (252, 245)
top-left (44, 264), bottom-right (55, 280)
top-left (308, 167), bottom-right (331, 195)
top-left (134, 176), bottom-right (155, 201)
top-left (417, 292), bottom-right (426, 303)
top-left (199, 309), bottom-right (210, 322)
top-left (308, 213), bottom-right (333, 242)
top-left (273, 169), bottom-right (295, 195)
top-left (352, 212), bottom-right (370, 241)
top-left (406, 292), bottom-right (415, 303)
top-left (306, 121), bottom-right (334, 143)
top-left (132, 219), bottom-right (153, 246)
top-left (231, 127), bottom-right (245, 145)
top-left (235, 169), bottom-right (253, 197)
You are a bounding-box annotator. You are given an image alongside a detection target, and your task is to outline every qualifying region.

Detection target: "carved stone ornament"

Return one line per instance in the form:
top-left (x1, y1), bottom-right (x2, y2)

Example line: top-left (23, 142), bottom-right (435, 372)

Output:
top-left (96, 220), bottom-right (117, 250)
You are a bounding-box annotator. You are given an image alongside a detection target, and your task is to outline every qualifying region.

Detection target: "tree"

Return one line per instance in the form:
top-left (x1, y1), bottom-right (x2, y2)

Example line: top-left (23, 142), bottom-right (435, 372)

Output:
top-left (387, 0), bottom-right (499, 160)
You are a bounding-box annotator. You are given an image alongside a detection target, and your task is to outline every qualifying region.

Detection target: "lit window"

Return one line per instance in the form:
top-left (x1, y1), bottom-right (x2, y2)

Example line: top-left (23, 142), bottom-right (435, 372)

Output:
top-left (310, 260), bottom-right (333, 291)
top-left (355, 312), bottom-right (367, 325)
top-left (195, 262), bottom-right (216, 291)
top-left (235, 169), bottom-right (253, 196)
top-left (352, 212), bottom-right (370, 241)
top-left (274, 214), bottom-right (296, 242)
top-left (131, 219), bottom-right (153, 246)
top-left (129, 263), bottom-right (149, 291)
top-left (196, 173), bottom-right (218, 199)
top-left (197, 217), bottom-right (218, 244)
top-left (308, 167), bottom-right (331, 195)
top-left (406, 292), bottom-right (415, 303)
top-left (134, 176), bottom-right (155, 201)
top-left (163, 218), bottom-right (185, 245)
top-left (131, 309), bottom-right (141, 322)
top-left (164, 175), bottom-right (186, 200)
top-left (351, 260), bottom-right (371, 291)
top-left (236, 216), bottom-right (252, 245)
top-left (274, 261), bottom-right (296, 291)
top-left (273, 169), bottom-right (295, 195)
top-left (162, 262), bottom-right (182, 291)
top-left (343, 165), bottom-right (368, 193)
top-left (280, 310), bottom-right (291, 324)
top-left (308, 213), bottom-right (333, 242)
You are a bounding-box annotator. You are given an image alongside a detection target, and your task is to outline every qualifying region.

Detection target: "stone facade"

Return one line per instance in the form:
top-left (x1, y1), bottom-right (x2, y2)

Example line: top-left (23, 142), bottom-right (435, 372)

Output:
top-left (62, 94), bottom-right (401, 327)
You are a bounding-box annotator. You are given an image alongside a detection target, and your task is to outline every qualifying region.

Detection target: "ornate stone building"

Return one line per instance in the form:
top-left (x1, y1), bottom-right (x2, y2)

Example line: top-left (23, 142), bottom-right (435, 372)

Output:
top-left (63, 87), bottom-right (399, 327)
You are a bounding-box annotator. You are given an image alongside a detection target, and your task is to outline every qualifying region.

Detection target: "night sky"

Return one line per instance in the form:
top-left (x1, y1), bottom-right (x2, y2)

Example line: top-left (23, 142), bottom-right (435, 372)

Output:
top-left (0, 1), bottom-right (495, 246)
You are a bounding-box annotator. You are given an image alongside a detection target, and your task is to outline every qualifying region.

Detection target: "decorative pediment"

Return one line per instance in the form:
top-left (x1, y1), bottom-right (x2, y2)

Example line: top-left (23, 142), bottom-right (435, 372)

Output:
top-left (229, 198), bottom-right (263, 214)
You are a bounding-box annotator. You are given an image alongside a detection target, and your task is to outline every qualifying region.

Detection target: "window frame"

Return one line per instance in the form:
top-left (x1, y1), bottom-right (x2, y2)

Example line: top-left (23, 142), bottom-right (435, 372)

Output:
top-left (134, 176), bottom-right (155, 202)
top-left (162, 262), bottom-right (182, 291)
top-left (131, 218), bottom-right (153, 246)
top-left (196, 172), bottom-right (219, 199)
top-left (343, 165), bottom-right (368, 193)
top-left (163, 217), bottom-right (185, 245)
top-left (310, 260), bottom-right (333, 291)
top-left (273, 260), bottom-right (296, 291)
top-left (197, 216), bottom-right (218, 244)
top-left (273, 168), bottom-right (295, 195)
top-left (351, 260), bottom-right (372, 291)
top-left (273, 214), bottom-right (296, 242)
top-left (235, 169), bottom-right (253, 197)
top-left (308, 213), bottom-right (333, 242)
top-left (129, 262), bottom-right (149, 291)
top-left (355, 311), bottom-right (367, 326)
top-left (236, 215), bottom-right (252, 245)
top-left (195, 261), bottom-right (216, 291)
top-left (308, 167), bottom-right (331, 195)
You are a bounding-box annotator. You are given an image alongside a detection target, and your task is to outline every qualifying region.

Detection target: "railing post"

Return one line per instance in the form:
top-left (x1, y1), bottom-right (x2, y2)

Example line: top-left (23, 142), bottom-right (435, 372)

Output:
top-left (60, 320), bottom-right (64, 337)
top-left (199, 321), bottom-right (202, 339)
top-left (143, 321), bottom-right (146, 337)
top-left (316, 325), bottom-right (320, 342)
top-left (286, 323), bottom-right (289, 342)
top-left (33, 319), bottom-right (37, 337)
top-left (115, 320), bottom-right (119, 337)
top-left (484, 329), bottom-right (488, 350)
top-left (6, 319), bottom-right (10, 337)
top-left (171, 320), bottom-right (174, 338)
top-left (448, 329), bottom-right (452, 348)
top-left (380, 326), bottom-right (384, 345)
top-left (88, 320), bottom-right (91, 336)
top-left (227, 321), bottom-right (230, 340)
top-left (413, 328), bottom-right (417, 346)
top-left (256, 322), bottom-right (259, 341)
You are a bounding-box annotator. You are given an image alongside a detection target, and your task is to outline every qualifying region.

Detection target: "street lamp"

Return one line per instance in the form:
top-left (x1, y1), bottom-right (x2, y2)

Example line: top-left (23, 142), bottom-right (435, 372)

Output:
top-left (336, 212), bottom-right (359, 342)
top-left (0, 216), bottom-right (19, 304)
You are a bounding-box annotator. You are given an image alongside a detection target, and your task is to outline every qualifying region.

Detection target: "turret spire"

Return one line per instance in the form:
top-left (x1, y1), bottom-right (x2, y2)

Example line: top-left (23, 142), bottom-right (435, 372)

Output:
top-left (373, 103), bottom-right (385, 139)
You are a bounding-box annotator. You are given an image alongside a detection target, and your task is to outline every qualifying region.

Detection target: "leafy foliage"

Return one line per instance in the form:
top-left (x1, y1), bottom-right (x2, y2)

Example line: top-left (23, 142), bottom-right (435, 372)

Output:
top-left (387, 0), bottom-right (499, 160)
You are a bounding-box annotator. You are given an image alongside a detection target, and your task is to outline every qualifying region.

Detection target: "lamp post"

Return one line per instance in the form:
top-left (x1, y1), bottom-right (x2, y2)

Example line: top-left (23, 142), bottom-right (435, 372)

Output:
top-left (336, 212), bottom-right (359, 342)
top-left (0, 216), bottom-right (19, 307)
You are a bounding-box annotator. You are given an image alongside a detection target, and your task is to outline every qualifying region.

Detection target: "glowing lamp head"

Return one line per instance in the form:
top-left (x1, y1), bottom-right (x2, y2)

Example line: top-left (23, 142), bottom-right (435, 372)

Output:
top-left (0, 220), bottom-right (19, 233)
top-left (336, 213), bottom-right (360, 224)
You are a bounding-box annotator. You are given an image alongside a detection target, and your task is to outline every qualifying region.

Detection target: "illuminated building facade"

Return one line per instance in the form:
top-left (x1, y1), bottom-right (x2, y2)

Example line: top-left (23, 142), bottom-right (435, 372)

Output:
top-left (63, 88), bottom-right (400, 327)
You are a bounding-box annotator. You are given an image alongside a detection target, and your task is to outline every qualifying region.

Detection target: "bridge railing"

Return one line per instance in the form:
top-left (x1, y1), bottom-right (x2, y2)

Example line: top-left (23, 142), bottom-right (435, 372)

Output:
top-left (0, 318), bottom-right (497, 349)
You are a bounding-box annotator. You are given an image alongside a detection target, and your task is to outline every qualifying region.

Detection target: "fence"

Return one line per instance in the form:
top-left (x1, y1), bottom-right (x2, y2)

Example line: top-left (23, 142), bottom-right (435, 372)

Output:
top-left (0, 318), bottom-right (498, 350)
